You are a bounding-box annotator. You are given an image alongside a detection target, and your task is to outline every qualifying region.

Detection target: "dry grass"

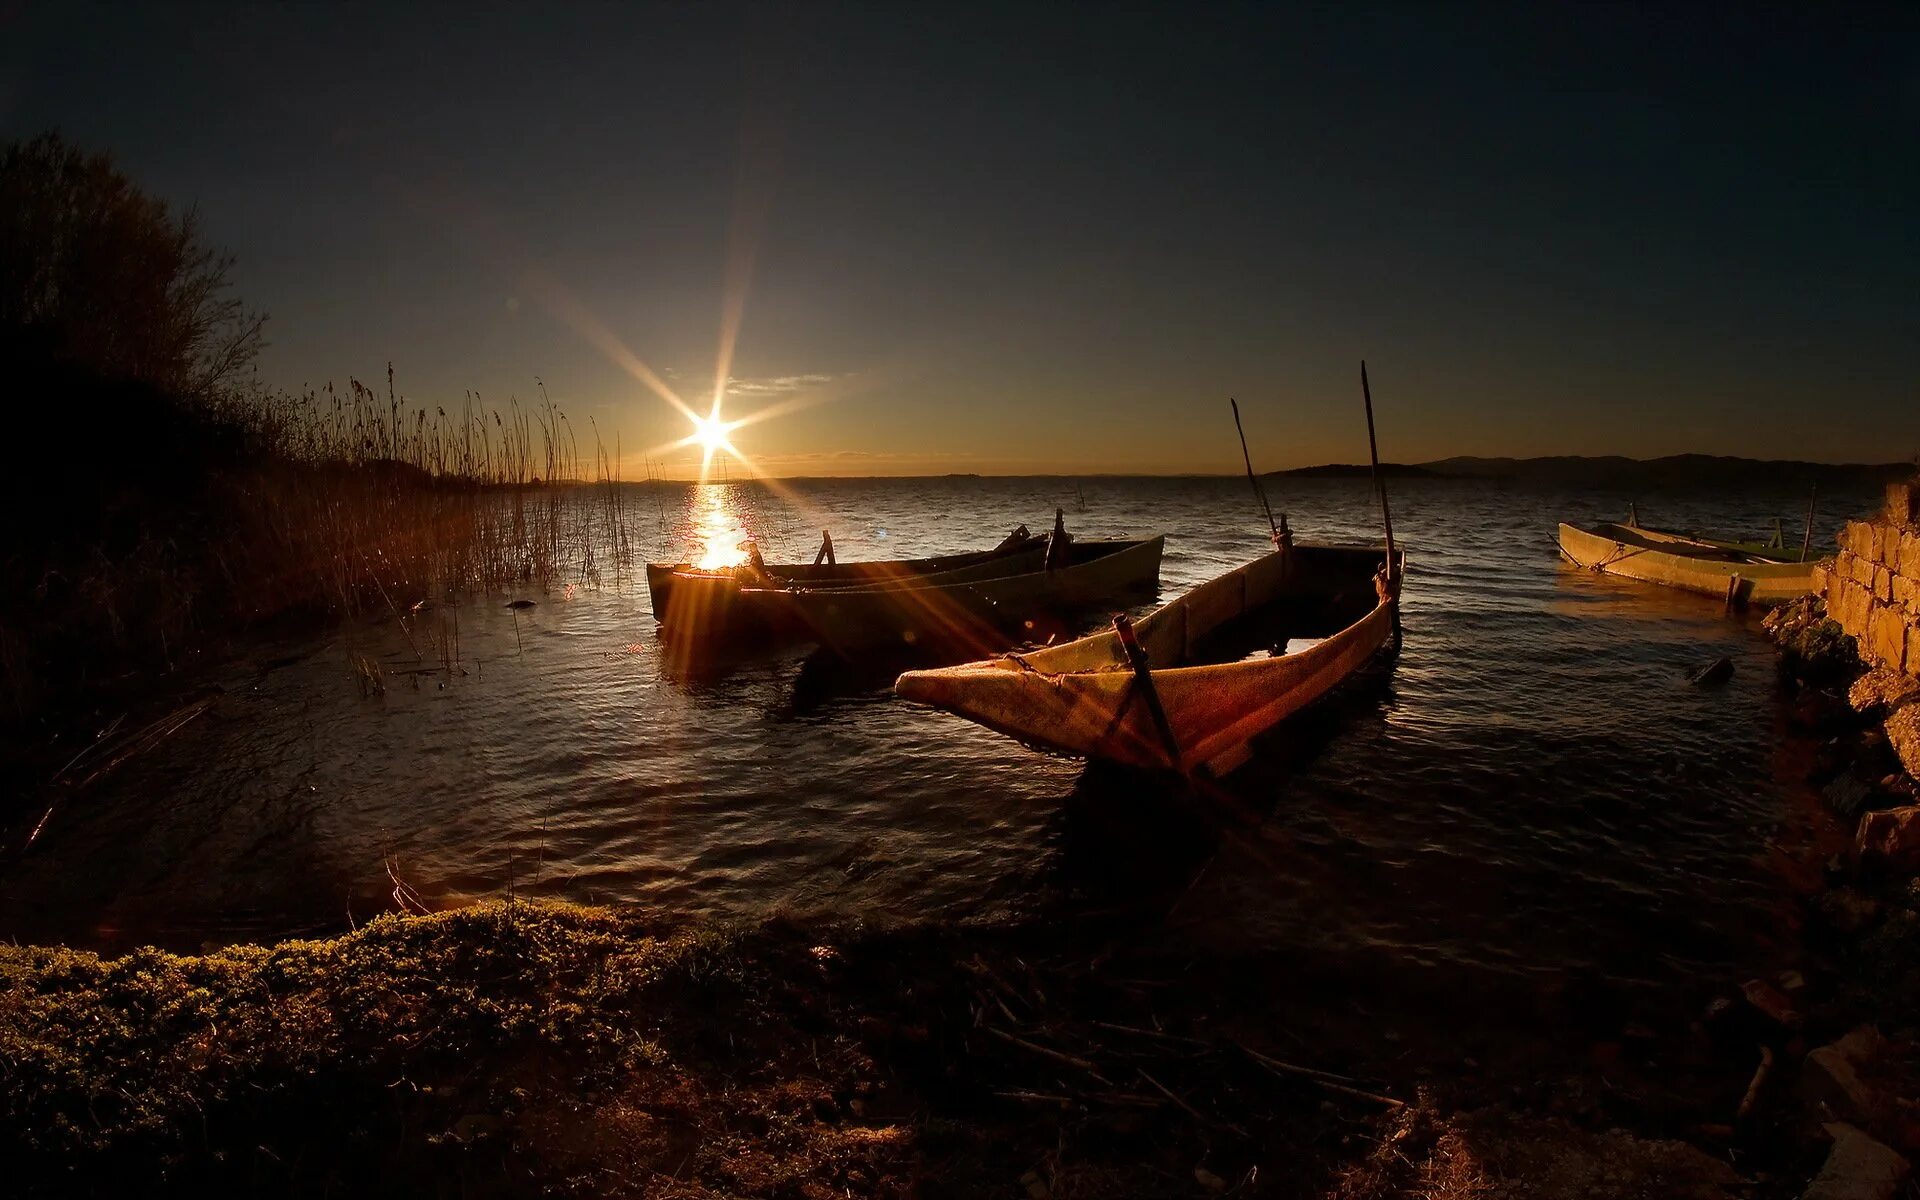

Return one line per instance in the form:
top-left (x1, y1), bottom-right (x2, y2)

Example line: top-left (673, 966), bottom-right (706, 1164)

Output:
top-left (220, 369), bottom-right (639, 615)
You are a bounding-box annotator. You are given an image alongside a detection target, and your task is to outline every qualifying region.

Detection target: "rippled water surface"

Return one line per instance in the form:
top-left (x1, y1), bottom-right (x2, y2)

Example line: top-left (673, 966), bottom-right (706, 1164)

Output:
top-left (0, 476), bottom-right (1871, 997)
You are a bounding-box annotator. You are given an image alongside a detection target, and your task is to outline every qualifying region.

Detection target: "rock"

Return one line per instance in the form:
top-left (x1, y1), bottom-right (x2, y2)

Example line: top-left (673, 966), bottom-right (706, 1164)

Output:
top-left (1794, 688), bottom-right (1852, 734)
top-left (1692, 657), bottom-right (1735, 686)
top-left (1778, 969), bottom-right (1807, 994)
top-left (1803, 1027), bottom-right (1891, 1126)
top-left (1855, 806), bottom-right (1920, 872)
top-left (1768, 594), bottom-right (1824, 643)
top-left (1193, 1166), bottom-right (1227, 1192)
top-left (1743, 978), bottom-right (1803, 1029)
top-left (1824, 773), bottom-right (1881, 818)
top-left (1815, 888), bottom-right (1884, 934)
top-left (1803, 1122), bottom-right (1909, 1200)
top-left (1850, 670), bottom-right (1920, 718)
top-left (1887, 706), bottom-right (1920, 779)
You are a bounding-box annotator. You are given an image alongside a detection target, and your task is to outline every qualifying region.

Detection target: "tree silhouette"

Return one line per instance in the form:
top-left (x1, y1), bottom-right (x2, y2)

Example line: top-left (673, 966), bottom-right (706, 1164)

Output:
top-left (0, 132), bottom-right (265, 397)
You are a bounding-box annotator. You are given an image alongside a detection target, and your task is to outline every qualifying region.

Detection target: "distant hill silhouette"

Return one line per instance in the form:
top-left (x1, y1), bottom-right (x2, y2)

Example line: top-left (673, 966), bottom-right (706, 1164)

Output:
top-left (1269, 454), bottom-right (1914, 488)
top-left (1268, 463), bottom-right (1443, 478)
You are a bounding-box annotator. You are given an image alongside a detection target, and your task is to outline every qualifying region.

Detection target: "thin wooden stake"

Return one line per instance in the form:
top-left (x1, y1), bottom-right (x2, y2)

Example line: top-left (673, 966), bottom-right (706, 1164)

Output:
top-left (1800, 482), bottom-right (1818, 563)
top-left (1230, 398), bottom-right (1284, 547)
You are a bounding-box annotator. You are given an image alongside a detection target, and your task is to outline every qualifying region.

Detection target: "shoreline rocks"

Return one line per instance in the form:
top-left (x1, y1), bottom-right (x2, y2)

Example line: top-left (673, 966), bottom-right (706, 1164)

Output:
top-left (1803, 1122), bottom-right (1909, 1200)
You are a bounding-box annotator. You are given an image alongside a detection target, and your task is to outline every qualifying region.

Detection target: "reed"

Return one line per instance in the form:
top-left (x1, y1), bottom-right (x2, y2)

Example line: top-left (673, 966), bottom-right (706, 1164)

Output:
top-left (0, 364), bottom-right (649, 726)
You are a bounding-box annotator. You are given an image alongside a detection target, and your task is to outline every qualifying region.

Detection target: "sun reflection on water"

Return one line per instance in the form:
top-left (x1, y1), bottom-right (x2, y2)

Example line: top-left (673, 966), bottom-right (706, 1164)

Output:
top-left (692, 484), bottom-right (751, 569)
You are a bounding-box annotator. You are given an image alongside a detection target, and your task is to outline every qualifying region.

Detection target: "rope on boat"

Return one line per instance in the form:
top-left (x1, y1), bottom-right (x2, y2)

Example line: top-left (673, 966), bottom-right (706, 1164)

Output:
top-left (1557, 535), bottom-right (1651, 573)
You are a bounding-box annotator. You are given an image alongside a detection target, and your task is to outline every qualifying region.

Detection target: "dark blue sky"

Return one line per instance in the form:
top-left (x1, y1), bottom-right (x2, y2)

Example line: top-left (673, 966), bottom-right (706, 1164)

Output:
top-left (4, 2), bottom-right (1915, 473)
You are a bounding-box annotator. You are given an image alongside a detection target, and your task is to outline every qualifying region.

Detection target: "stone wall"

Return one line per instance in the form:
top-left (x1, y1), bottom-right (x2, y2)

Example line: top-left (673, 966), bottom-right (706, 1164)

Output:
top-left (1815, 479), bottom-right (1920, 677)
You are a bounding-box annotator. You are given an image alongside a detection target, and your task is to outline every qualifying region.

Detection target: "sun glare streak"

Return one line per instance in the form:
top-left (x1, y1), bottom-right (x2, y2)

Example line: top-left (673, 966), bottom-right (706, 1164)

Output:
top-left (521, 267), bottom-right (700, 425)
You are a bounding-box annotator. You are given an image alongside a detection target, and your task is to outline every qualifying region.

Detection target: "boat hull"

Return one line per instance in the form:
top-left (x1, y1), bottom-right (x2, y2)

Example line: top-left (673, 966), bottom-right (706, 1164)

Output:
top-left (773, 536), bottom-right (1166, 658)
top-left (1557, 522), bottom-right (1820, 604)
top-left (895, 543), bottom-right (1398, 775)
top-left (647, 537), bottom-right (1045, 633)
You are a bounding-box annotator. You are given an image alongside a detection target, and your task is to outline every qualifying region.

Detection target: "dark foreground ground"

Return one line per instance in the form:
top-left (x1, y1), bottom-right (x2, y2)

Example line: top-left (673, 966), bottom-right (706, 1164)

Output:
top-left (3, 876), bottom-right (1916, 1199)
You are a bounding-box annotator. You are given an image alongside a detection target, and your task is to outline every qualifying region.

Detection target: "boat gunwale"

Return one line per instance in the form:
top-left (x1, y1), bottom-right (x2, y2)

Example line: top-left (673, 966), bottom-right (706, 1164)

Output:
top-left (738, 535), bottom-right (1167, 600)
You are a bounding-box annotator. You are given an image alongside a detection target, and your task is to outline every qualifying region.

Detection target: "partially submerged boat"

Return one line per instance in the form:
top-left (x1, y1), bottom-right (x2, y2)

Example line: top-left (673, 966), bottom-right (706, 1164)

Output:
top-left (762, 534), bottom-right (1167, 658)
top-left (1557, 521), bottom-right (1821, 605)
top-left (648, 526), bottom-right (1044, 637)
top-left (895, 542), bottom-right (1401, 776)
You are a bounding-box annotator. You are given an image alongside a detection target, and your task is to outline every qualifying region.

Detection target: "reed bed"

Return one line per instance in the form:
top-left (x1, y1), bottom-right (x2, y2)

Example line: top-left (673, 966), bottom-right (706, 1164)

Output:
top-left (222, 369), bottom-right (641, 610)
top-left (0, 365), bottom-right (660, 725)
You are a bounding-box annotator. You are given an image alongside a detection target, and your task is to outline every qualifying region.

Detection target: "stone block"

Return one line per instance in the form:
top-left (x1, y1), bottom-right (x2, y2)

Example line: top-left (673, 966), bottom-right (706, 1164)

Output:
top-left (1846, 521), bottom-right (1878, 561)
top-left (1893, 573), bottom-right (1916, 611)
top-left (1838, 580), bottom-right (1873, 635)
top-left (1901, 530), bottom-right (1920, 580)
top-left (1876, 566), bottom-right (1893, 603)
top-left (1857, 804), bottom-right (1920, 869)
top-left (1887, 481), bottom-right (1919, 528)
top-left (1805, 1122), bottom-right (1909, 1200)
top-left (1869, 606), bottom-right (1907, 669)
top-left (1803, 1027), bottom-right (1890, 1126)
top-left (1813, 563), bottom-right (1831, 599)
top-left (1853, 554), bottom-right (1878, 587)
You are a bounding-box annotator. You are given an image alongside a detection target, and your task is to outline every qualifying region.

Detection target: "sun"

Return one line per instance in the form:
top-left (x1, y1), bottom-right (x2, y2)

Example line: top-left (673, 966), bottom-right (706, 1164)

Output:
top-left (691, 413), bottom-right (735, 455)
top-left (673, 402), bottom-right (745, 476)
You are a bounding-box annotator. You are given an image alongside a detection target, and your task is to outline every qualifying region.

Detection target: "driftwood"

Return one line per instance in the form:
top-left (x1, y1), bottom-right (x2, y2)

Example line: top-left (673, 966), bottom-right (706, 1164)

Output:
top-left (1237, 1042), bottom-right (1404, 1108)
top-left (985, 1027), bottom-right (1106, 1080)
top-left (1736, 1045), bottom-right (1774, 1122)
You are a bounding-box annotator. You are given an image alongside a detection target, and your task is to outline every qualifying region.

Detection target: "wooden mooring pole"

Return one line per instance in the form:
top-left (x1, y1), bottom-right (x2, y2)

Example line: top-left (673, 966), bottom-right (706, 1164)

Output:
top-left (1360, 362), bottom-right (1399, 633)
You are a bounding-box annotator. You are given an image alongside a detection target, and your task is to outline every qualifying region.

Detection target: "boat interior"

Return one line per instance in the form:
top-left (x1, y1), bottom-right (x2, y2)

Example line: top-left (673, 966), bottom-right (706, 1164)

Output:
top-left (782, 534), bottom-right (1156, 595)
top-left (1010, 543), bottom-right (1396, 676)
top-left (1585, 522), bottom-right (1801, 565)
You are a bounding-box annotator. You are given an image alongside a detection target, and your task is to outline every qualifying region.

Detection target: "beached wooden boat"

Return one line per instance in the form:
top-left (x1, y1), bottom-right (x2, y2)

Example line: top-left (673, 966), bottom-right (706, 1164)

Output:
top-left (762, 535), bottom-right (1167, 658)
top-left (894, 543), bottom-right (1400, 775)
top-left (648, 528), bottom-right (1043, 635)
top-left (1557, 521), bottom-right (1821, 605)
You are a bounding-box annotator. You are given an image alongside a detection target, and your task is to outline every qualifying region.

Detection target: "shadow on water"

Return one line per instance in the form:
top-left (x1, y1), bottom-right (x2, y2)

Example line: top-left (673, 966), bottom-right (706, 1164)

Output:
top-left (1044, 647), bottom-right (1403, 924)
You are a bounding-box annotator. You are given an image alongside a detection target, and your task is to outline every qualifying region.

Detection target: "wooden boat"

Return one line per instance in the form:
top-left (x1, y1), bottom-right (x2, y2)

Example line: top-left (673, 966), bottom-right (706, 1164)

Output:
top-left (1556, 521), bottom-right (1822, 605)
top-left (760, 535), bottom-right (1167, 658)
top-left (648, 527), bottom-right (1043, 635)
top-left (894, 542), bottom-right (1400, 775)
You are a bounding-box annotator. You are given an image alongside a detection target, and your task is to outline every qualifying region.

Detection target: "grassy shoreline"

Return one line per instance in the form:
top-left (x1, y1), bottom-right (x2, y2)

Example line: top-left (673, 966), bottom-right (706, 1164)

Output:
top-left (7, 873), bottom-right (1917, 1199)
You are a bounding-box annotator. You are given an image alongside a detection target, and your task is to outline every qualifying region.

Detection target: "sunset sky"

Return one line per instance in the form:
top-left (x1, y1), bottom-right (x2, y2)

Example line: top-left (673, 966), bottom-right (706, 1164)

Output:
top-left (3, 3), bottom-right (1914, 475)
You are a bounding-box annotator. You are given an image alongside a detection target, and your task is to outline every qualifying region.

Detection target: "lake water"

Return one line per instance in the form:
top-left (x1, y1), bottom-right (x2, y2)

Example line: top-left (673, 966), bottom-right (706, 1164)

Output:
top-left (0, 475), bottom-right (1868, 1008)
